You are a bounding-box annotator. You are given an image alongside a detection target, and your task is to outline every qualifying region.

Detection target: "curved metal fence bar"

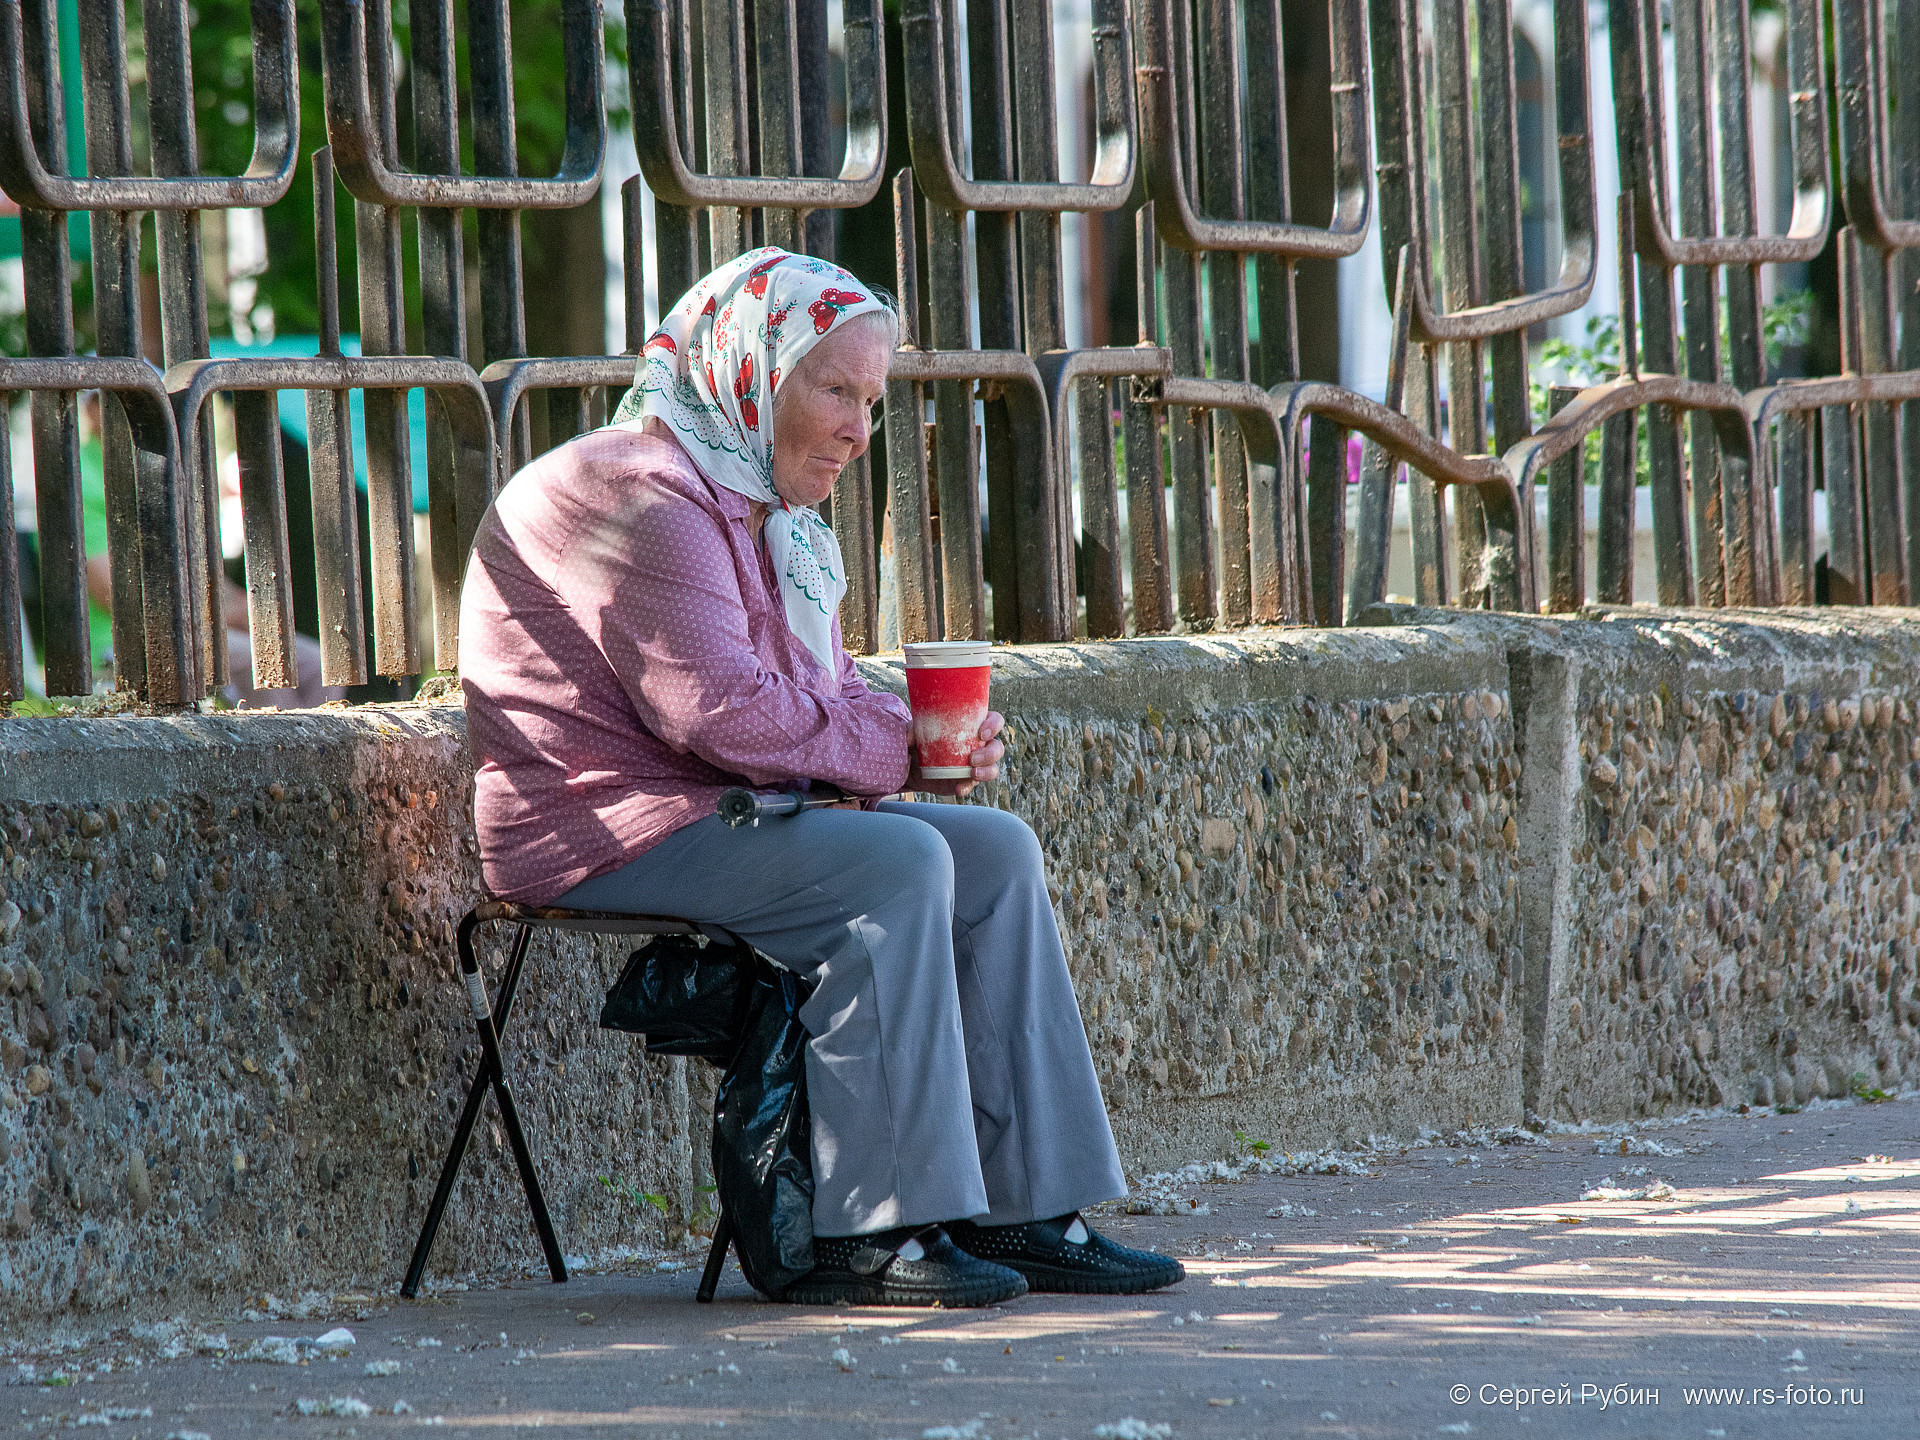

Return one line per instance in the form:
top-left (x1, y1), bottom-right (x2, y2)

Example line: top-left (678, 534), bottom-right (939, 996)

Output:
top-left (1609, 0), bottom-right (1829, 610)
top-left (1126, 1), bottom-right (1376, 633)
top-left (1373, 0), bottom-right (1598, 343)
top-left (1160, 375), bottom-right (1304, 626)
top-left (890, 0), bottom-right (1140, 649)
top-left (6, 0), bottom-right (1920, 708)
top-left (1037, 346), bottom-right (1173, 639)
top-left (1746, 373), bottom-right (1920, 431)
top-left (1133, 0), bottom-right (1368, 257)
top-left (1832, 0), bottom-right (1920, 254)
top-left (1831, 0), bottom-right (1920, 603)
top-left (1354, 0), bottom-right (1588, 617)
top-left (886, 347), bottom-right (1055, 649)
top-left (167, 356), bottom-right (497, 679)
top-left (1504, 373), bottom-right (1762, 605)
top-left (903, 0), bottom-right (1135, 214)
top-left (1368, 0), bottom-right (1597, 608)
top-left (0, 0), bottom-right (298, 210)
top-left (1270, 378), bottom-right (1535, 617)
top-left (0, 357), bottom-right (191, 705)
top-left (1256, 231), bottom-right (1549, 625)
top-left (319, 0), bottom-right (608, 656)
top-left (629, 0), bottom-right (887, 214)
top-left (320, 0), bottom-right (606, 210)
top-left (1621, 0), bottom-right (1831, 269)
top-left (479, 357), bottom-right (641, 491)
top-left (1748, 371), bottom-right (1920, 606)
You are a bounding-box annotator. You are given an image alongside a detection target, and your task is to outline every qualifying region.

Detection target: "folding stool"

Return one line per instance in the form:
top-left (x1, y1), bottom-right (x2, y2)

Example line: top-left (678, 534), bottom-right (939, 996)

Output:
top-left (402, 900), bottom-right (742, 1303)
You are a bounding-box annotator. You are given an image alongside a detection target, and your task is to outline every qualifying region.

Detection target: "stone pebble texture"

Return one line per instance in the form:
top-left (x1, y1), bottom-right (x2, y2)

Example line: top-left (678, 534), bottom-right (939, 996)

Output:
top-left (1482, 607), bottom-right (1920, 1127)
top-left (0, 611), bottom-right (1913, 1327)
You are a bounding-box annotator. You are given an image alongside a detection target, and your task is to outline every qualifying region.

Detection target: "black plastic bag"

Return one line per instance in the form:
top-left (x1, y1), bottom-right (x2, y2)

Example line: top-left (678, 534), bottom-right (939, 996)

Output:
top-left (711, 963), bottom-right (816, 1297)
top-left (598, 935), bottom-right (754, 1060)
top-left (597, 937), bottom-right (816, 1296)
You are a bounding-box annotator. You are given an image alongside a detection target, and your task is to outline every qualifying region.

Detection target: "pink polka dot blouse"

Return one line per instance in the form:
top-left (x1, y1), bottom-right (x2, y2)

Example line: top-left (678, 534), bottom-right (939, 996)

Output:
top-left (459, 427), bottom-right (911, 903)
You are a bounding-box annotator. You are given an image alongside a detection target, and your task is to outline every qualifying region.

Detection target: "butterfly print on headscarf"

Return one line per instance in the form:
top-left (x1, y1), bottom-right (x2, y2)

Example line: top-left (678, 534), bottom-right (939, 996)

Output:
top-left (743, 253), bottom-right (784, 300)
top-left (807, 287), bottom-right (869, 335)
top-left (734, 352), bottom-right (761, 431)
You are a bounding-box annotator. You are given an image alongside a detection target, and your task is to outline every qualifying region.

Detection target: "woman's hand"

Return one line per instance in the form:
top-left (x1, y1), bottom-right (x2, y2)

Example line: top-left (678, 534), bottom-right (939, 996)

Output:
top-left (907, 711), bottom-right (1006, 798)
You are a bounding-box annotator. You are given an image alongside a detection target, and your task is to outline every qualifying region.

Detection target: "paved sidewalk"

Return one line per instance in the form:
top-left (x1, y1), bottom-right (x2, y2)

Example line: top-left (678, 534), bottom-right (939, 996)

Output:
top-left (9, 1097), bottom-right (1919, 1439)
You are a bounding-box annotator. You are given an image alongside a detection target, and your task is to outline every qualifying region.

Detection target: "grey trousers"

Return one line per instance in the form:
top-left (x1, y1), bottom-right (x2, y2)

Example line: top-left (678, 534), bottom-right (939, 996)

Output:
top-left (556, 800), bottom-right (1126, 1237)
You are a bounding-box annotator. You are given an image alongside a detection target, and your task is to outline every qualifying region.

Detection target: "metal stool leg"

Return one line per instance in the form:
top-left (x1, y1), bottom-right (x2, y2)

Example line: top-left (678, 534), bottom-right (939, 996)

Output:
top-left (696, 1209), bottom-right (734, 1303)
top-left (403, 1049), bottom-right (493, 1299)
top-left (403, 917), bottom-right (568, 1296)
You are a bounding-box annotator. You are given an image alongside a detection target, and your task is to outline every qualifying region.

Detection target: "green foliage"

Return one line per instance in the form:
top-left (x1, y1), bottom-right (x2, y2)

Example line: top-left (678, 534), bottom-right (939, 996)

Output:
top-left (1539, 314), bottom-right (1624, 391)
top-left (1848, 1073), bottom-right (1894, 1103)
top-left (1762, 289), bottom-right (1813, 369)
top-left (1529, 315), bottom-right (1623, 485)
top-left (598, 1175), bottom-right (671, 1215)
top-left (1531, 293), bottom-right (1814, 409)
top-left (1526, 291), bottom-right (1815, 490)
top-left (1233, 1129), bottom-right (1271, 1156)
top-left (1, 695), bottom-right (62, 717)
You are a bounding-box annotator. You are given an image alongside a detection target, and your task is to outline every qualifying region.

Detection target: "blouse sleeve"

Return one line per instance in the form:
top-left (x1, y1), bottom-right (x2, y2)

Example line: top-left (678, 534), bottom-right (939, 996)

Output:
top-left (563, 481), bottom-right (911, 795)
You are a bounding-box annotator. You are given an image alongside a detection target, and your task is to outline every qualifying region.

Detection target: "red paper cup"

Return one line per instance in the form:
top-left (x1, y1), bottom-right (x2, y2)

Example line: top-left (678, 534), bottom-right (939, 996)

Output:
top-left (903, 641), bottom-right (993, 779)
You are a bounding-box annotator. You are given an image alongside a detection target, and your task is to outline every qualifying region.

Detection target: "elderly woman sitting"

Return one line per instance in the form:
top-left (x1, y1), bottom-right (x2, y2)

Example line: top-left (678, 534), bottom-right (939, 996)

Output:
top-left (459, 249), bottom-right (1181, 1307)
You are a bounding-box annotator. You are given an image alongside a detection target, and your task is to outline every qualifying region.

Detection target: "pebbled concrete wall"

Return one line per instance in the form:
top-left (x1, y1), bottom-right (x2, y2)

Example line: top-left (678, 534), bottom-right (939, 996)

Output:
top-left (0, 707), bottom-right (723, 1328)
top-left (2, 612), bottom-right (1916, 1327)
top-left (1486, 608), bottom-right (1920, 1124)
top-left (968, 630), bottom-right (1525, 1171)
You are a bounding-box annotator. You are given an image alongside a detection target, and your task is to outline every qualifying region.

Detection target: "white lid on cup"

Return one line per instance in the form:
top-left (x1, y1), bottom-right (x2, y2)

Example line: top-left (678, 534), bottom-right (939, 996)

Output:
top-left (902, 640), bottom-right (993, 669)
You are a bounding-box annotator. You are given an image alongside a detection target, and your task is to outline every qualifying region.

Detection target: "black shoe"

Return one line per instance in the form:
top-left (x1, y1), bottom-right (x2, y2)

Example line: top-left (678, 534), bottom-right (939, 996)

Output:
top-left (946, 1213), bottom-right (1186, 1295)
top-left (782, 1224), bottom-right (1029, 1307)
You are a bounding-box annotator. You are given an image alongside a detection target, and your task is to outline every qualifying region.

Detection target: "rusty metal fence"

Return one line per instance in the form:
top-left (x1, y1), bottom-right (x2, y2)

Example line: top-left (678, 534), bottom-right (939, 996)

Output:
top-left (0, 0), bottom-right (1916, 706)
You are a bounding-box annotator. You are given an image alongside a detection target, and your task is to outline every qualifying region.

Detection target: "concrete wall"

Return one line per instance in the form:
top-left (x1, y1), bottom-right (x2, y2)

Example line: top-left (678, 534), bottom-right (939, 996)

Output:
top-left (1484, 608), bottom-right (1920, 1122)
top-left (2, 611), bottom-right (1915, 1326)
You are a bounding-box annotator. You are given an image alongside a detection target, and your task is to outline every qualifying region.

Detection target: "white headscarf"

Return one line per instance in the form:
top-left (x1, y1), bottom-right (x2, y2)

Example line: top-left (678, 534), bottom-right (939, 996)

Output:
top-left (612, 247), bottom-right (890, 673)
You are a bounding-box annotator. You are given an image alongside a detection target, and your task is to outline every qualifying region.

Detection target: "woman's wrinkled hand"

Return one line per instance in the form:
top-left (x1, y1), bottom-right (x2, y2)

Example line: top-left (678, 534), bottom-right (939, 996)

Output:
top-left (907, 711), bottom-right (1006, 799)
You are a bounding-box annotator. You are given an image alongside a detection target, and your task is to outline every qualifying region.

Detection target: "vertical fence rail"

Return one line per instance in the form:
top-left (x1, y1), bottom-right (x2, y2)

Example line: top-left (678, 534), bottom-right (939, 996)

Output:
top-left (2, 0), bottom-right (1919, 708)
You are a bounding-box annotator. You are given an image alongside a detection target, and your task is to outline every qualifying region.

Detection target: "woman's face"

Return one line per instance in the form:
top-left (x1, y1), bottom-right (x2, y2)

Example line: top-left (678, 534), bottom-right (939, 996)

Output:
top-left (770, 316), bottom-right (892, 508)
